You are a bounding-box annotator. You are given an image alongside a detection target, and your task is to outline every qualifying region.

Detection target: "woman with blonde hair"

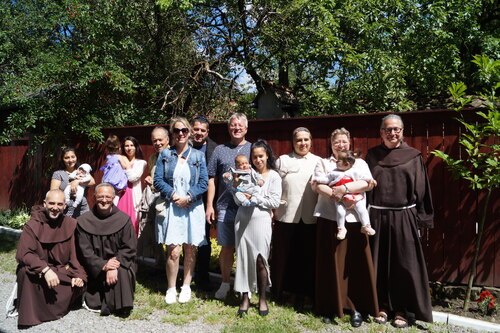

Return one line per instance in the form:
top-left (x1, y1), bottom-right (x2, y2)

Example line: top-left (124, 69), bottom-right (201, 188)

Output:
top-left (154, 117), bottom-right (208, 305)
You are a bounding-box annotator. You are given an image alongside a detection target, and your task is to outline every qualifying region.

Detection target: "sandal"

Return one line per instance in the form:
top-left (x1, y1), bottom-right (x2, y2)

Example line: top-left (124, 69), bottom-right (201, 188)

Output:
top-left (392, 314), bottom-right (408, 328)
top-left (374, 311), bottom-right (388, 324)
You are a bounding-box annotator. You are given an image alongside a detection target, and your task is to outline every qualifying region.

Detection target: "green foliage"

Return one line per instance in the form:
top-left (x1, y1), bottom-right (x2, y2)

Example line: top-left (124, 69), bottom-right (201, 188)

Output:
top-left (432, 55), bottom-right (499, 192)
top-left (1, 0), bottom-right (499, 150)
top-left (0, 0), bottom-right (198, 148)
top-left (185, 0), bottom-right (499, 116)
top-left (0, 209), bottom-right (30, 229)
top-left (432, 54), bottom-right (499, 311)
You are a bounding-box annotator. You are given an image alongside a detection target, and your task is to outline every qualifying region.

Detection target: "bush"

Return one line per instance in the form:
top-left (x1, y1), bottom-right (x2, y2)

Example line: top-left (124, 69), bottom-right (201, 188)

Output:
top-left (0, 209), bottom-right (30, 229)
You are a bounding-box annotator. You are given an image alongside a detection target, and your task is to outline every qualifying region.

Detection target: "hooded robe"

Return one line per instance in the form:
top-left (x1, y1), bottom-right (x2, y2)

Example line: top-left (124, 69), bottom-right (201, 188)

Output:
top-left (76, 205), bottom-right (136, 313)
top-left (366, 142), bottom-right (434, 322)
top-left (16, 205), bottom-right (87, 327)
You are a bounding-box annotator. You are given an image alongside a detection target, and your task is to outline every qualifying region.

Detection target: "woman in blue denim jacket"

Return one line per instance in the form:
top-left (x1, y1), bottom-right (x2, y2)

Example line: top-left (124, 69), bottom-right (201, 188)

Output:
top-left (154, 117), bottom-right (208, 305)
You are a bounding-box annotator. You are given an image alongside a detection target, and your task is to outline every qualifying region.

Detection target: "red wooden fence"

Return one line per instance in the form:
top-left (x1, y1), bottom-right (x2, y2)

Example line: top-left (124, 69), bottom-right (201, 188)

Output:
top-left (1, 109), bottom-right (498, 286)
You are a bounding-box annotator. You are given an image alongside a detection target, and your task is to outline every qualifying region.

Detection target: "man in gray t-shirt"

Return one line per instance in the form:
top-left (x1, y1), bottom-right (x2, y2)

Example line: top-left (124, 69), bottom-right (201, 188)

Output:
top-left (206, 113), bottom-right (251, 300)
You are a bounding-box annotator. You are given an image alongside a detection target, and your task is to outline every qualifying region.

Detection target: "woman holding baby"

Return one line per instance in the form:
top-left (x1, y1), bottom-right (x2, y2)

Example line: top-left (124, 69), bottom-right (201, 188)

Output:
top-left (312, 127), bottom-right (378, 327)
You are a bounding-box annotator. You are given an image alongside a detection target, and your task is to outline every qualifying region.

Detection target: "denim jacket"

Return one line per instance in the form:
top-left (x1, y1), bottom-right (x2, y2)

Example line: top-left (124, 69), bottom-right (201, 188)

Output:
top-left (153, 146), bottom-right (208, 202)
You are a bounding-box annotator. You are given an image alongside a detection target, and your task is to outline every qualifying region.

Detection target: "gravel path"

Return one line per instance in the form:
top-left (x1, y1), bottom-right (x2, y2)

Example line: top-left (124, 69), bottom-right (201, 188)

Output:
top-left (0, 273), bottom-right (222, 333)
top-left (0, 271), bottom-right (485, 333)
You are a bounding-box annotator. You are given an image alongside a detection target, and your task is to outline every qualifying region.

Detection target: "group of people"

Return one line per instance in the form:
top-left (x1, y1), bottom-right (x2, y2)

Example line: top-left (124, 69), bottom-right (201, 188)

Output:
top-left (13, 112), bottom-right (434, 329)
top-left (271, 115), bottom-right (434, 328)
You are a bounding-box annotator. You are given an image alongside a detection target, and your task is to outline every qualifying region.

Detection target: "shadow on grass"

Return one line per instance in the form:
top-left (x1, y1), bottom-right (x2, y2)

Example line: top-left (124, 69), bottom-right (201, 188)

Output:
top-left (0, 233), bottom-right (18, 252)
top-left (0, 233), bottom-right (19, 275)
top-left (136, 264), bottom-right (166, 294)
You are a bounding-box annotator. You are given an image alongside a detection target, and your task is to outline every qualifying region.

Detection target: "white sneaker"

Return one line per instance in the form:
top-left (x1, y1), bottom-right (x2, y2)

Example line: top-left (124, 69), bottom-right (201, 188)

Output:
top-left (214, 282), bottom-right (230, 300)
top-left (178, 285), bottom-right (192, 303)
top-left (165, 288), bottom-right (177, 305)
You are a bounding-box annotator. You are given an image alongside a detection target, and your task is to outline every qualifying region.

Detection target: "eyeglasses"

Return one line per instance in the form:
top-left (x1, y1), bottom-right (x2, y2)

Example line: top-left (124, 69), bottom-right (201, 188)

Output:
top-left (173, 128), bottom-right (190, 135)
top-left (382, 127), bottom-right (403, 134)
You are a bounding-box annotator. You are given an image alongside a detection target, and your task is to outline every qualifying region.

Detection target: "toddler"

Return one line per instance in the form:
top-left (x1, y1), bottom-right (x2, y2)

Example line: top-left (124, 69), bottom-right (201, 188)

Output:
top-left (224, 154), bottom-right (264, 207)
top-left (100, 135), bottom-right (130, 205)
top-left (64, 163), bottom-right (92, 217)
top-left (313, 150), bottom-right (375, 240)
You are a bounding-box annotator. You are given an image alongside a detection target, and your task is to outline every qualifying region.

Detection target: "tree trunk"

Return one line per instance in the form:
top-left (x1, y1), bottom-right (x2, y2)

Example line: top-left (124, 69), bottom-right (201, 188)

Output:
top-left (463, 188), bottom-right (492, 310)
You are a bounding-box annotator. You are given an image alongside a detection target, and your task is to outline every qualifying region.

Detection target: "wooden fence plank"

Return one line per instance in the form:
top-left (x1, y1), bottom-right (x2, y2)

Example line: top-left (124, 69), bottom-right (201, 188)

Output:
top-left (1, 110), bottom-right (498, 286)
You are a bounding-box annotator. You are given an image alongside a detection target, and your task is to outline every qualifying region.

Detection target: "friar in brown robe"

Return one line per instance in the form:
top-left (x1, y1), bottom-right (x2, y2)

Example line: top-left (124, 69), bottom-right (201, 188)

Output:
top-left (16, 189), bottom-right (87, 328)
top-left (76, 183), bottom-right (136, 316)
top-left (366, 114), bottom-right (434, 326)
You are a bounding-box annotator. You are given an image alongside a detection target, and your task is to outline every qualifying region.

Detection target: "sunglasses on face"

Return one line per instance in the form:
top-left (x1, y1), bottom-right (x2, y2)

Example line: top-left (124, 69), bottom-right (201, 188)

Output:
top-left (173, 128), bottom-right (190, 135)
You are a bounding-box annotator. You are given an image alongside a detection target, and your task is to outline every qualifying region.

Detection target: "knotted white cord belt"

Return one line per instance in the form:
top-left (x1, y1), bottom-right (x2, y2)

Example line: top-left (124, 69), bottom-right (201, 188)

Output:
top-left (368, 203), bottom-right (416, 211)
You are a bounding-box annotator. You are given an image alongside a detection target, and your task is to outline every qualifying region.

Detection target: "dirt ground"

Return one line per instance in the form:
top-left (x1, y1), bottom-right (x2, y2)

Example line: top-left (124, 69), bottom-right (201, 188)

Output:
top-left (431, 282), bottom-right (499, 324)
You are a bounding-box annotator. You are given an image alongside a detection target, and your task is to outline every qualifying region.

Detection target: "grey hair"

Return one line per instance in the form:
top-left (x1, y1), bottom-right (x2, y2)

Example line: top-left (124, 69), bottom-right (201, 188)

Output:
top-left (292, 127), bottom-right (312, 140)
top-left (228, 113), bottom-right (248, 128)
top-left (151, 126), bottom-right (169, 138)
top-left (380, 114), bottom-right (404, 129)
top-left (95, 183), bottom-right (116, 196)
top-left (331, 127), bottom-right (351, 140)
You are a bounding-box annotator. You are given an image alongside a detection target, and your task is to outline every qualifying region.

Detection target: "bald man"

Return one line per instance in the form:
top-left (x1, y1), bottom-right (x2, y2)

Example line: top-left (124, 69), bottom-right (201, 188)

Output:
top-left (15, 189), bottom-right (86, 328)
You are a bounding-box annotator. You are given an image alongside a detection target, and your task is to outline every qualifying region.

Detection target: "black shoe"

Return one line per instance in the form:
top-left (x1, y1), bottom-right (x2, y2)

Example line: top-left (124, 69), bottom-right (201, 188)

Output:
top-left (259, 309), bottom-right (269, 316)
top-left (258, 306), bottom-right (269, 317)
top-left (100, 304), bottom-right (111, 317)
top-left (116, 307), bottom-right (132, 318)
top-left (237, 308), bottom-right (248, 317)
top-left (350, 311), bottom-right (363, 327)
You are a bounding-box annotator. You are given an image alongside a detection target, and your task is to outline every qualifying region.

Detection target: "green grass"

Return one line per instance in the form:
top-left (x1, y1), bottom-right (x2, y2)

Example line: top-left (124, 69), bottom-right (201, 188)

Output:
top-left (0, 233), bottom-right (19, 274)
top-left (131, 264), bottom-right (334, 332)
top-left (0, 232), bottom-right (451, 332)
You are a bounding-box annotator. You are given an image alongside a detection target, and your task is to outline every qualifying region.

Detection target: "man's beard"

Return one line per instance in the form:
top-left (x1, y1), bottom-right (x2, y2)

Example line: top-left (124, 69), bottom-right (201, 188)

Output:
top-left (46, 209), bottom-right (62, 220)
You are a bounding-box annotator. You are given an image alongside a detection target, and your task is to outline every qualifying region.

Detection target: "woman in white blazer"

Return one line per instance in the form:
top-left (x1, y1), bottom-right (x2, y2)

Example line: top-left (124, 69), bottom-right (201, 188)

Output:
top-left (271, 127), bottom-right (321, 306)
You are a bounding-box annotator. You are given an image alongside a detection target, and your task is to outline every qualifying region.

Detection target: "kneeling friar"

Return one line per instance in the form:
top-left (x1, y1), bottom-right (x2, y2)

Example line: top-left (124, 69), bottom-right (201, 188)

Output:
top-left (15, 189), bottom-right (86, 328)
top-left (76, 183), bottom-right (137, 316)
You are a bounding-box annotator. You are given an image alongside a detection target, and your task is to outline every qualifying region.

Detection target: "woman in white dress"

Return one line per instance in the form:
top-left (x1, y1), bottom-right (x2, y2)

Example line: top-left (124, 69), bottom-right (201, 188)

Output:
top-left (234, 139), bottom-right (282, 317)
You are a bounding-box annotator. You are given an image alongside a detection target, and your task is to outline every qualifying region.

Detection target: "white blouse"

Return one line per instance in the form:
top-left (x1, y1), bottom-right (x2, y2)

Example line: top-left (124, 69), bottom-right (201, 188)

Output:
top-left (125, 159), bottom-right (147, 212)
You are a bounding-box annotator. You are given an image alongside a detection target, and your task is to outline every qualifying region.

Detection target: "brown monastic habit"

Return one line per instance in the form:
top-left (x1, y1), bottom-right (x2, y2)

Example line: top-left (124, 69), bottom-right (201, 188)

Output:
top-left (76, 205), bottom-right (136, 313)
top-left (16, 205), bottom-right (86, 327)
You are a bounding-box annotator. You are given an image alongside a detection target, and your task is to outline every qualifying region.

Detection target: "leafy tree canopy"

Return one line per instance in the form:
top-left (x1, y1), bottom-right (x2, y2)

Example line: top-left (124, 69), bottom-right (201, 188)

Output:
top-left (0, 0), bottom-right (498, 148)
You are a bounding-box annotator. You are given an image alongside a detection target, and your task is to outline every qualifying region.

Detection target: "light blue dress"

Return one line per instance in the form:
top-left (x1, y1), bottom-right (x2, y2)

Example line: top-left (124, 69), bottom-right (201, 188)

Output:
top-left (156, 159), bottom-right (206, 246)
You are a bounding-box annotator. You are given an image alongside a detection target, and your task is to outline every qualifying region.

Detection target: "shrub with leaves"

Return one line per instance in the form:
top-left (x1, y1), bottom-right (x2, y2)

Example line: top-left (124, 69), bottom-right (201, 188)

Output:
top-left (432, 55), bottom-right (499, 310)
top-left (476, 289), bottom-right (498, 316)
top-left (0, 209), bottom-right (30, 229)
